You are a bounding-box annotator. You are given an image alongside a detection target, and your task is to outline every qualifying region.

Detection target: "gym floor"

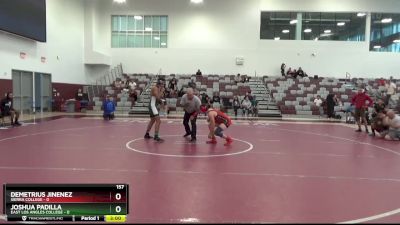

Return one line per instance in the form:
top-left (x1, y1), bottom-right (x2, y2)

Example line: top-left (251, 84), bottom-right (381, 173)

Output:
top-left (0, 116), bottom-right (399, 223)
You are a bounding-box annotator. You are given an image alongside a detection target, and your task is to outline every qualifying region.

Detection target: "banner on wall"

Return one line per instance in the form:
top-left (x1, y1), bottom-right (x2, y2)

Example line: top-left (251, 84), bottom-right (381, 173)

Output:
top-left (20, 52), bottom-right (26, 59)
top-left (236, 56), bottom-right (244, 65)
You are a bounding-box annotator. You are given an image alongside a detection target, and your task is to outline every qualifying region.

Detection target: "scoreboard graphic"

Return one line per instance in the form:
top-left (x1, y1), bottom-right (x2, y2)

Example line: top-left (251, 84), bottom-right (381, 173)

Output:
top-left (3, 184), bottom-right (129, 222)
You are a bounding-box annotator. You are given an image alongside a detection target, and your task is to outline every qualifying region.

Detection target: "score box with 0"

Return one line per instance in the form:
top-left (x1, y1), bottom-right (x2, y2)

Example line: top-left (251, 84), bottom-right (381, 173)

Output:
top-left (3, 184), bottom-right (129, 219)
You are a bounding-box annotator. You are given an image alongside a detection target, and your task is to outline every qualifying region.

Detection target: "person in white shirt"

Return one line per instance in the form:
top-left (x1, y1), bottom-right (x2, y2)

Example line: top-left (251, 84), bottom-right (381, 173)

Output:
top-left (241, 96), bottom-right (252, 117)
top-left (385, 80), bottom-right (397, 107)
top-left (314, 95), bottom-right (324, 117)
top-left (129, 81), bottom-right (137, 91)
top-left (383, 110), bottom-right (400, 141)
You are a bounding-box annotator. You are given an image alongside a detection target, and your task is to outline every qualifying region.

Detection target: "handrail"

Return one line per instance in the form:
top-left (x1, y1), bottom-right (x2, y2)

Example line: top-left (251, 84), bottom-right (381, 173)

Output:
top-left (85, 64), bottom-right (124, 102)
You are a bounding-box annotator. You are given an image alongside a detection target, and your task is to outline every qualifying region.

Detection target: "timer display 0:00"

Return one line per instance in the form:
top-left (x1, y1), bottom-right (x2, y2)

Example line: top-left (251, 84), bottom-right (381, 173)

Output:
top-left (105, 215), bottom-right (126, 222)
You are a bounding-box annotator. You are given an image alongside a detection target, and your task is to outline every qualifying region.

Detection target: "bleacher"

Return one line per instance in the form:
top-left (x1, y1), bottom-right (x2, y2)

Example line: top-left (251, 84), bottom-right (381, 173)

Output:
top-left (90, 73), bottom-right (151, 114)
top-left (87, 68), bottom-right (399, 118)
top-left (266, 76), bottom-right (400, 117)
top-left (88, 72), bottom-right (281, 117)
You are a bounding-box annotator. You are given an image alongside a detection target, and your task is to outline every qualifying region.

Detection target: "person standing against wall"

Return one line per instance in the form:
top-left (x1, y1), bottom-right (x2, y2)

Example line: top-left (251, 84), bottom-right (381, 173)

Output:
top-left (280, 63), bottom-right (286, 77)
top-left (326, 93), bottom-right (337, 119)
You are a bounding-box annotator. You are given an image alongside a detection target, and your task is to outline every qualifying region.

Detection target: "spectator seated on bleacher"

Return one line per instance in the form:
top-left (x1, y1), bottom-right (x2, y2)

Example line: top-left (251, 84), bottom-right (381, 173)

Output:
top-left (0, 92), bottom-right (21, 126)
top-left (201, 93), bottom-right (208, 104)
top-left (235, 74), bottom-right (241, 84)
top-left (296, 67), bottom-right (307, 78)
top-left (168, 78), bottom-right (178, 96)
top-left (313, 95), bottom-right (324, 117)
top-left (196, 69), bottom-right (202, 76)
top-left (114, 79), bottom-right (122, 88)
top-left (102, 95), bottom-right (115, 121)
top-left (240, 74), bottom-right (250, 83)
top-left (241, 96), bottom-right (252, 117)
top-left (232, 96), bottom-right (241, 117)
top-left (286, 67), bottom-right (296, 78)
top-left (212, 93), bottom-right (221, 105)
top-left (204, 95), bottom-right (212, 109)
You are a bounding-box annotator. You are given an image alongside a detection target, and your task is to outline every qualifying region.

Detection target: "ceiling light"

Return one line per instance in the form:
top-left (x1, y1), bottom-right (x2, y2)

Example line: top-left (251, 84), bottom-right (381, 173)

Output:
top-left (357, 13), bottom-right (366, 17)
top-left (304, 29), bottom-right (312, 33)
top-left (393, 39), bottom-right (400, 43)
top-left (324, 30), bottom-right (331, 34)
top-left (282, 30), bottom-right (290, 33)
top-left (113, 0), bottom-right (126, 3)
top-left (373, 45), bottom-right (381, 49)
top-left (321, 33), bottom-right (333, 37)
top-left (274, 37), bottom-right (280, 40)
top-left (337, 22), bottom-right (345, 26)
top-left (191, 0), bottom-right (203, 3)
top-left (381, 18), bottom-right (392, 23)
top-left (145, 27), bottom-right (153, 31)
top-left (161, 43), bottom-right (167, 46)
top-left (134, 16), bottom-right (143, 20)
top-left (290, 19), bottom-right (297, 24)
top-left (154, 37), bottom-right (160, 40)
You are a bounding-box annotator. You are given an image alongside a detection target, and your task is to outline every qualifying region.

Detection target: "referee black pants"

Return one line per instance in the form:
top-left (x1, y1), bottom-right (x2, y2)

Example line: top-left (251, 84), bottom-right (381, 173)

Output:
top-left (183, 111), bottom-right (197, 139)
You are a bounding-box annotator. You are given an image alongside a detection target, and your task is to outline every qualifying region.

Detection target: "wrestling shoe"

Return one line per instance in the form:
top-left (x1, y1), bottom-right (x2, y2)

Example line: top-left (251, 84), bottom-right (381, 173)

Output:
top-left (224, 136), bottom-right (233, 146)
top-left (206, 138), bottom-right (217, 144)
top-left (144, 133), bottom-right (153, 139)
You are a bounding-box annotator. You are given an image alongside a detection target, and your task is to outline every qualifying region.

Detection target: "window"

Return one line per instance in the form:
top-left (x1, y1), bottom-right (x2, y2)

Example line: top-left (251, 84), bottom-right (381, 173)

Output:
top-left (370, 13), bottom-right (400, 52)
top-left (260, 12), bottom-right (297, 40)
top-left (260, 12), bottom-right (366, 42)
top-left (111, 15), bottom-right (168, 48)
top-left (302, 12), bottom-right (365, 41)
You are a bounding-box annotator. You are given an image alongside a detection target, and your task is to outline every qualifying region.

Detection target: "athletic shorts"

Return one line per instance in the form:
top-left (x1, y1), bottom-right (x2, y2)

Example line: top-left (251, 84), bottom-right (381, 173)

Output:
top-left (388, 129), bottom-right (400, 139)
top-left (354, 108), bottom-right (366, 120)
top-left (218, 119), bottom-right (232, 128)
top-left (148, 104), bottom-right (160, 118)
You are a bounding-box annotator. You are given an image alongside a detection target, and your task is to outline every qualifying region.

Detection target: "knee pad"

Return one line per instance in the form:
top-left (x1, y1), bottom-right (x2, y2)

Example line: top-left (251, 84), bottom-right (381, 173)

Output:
top-left (214, 127), bottom-right (224, 137)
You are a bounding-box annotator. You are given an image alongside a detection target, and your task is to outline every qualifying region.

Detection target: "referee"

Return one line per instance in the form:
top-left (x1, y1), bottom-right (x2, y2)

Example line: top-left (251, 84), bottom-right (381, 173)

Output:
top-left (181, 88), bottom-right (201, 142)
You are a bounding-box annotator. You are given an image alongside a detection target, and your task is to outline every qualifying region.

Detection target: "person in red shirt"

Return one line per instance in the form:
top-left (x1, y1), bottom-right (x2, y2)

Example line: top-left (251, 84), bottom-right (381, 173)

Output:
top-left (203, 108), bottom-right (233, 146)
top-left (378, 78), bottom-right (385, 86)
top-left (351, 88), bottom-right (374, 133)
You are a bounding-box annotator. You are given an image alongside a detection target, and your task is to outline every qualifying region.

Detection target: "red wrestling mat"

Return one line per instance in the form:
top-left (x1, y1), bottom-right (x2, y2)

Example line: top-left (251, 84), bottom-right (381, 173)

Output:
top-left (0, 117), bottom-right (399, 223)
